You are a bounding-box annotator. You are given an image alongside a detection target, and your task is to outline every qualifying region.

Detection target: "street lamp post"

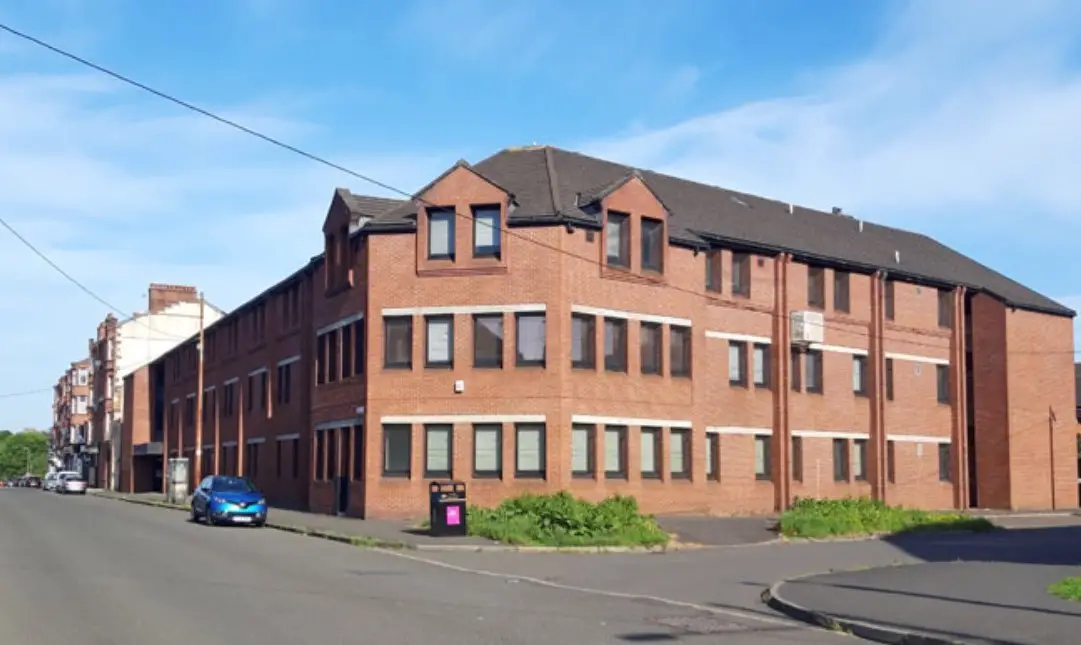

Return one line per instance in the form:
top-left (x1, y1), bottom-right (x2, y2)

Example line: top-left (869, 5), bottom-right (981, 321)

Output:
top-left (24, 447), bottom-right (31, 476)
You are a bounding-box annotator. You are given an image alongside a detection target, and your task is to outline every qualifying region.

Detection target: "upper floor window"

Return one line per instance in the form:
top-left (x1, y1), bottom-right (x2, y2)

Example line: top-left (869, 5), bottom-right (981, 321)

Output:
top-left (807, 266), bottom-right (826, 308)
top-left (670, 326), bottom-right (691, 377)
top-left (937, 288), bottom-right (953, 329)
top-left (705, 250), bottom-right (723, 293)
top-left (427, 207), bottom-right (455, 260)
top-left (852, 355), bottom-right (868, 396)
top-left (604, 317), bottom-right (628, 372)
top-left (884, 279), bottom-right (895, 320)
top-left (472, 205), bottom-right (501, 258)
top-left (605, 211), bottom-right (630, 268)
top-left (834, 270), bottom-right (850, 312)
top-left (473, 314), bottom-right (504, 368)
top-left (571, 314), bottom-right (596, 369)
top-left (731, 253), bottom-right (751, 297)
top-left (515, 313), bottom-right (546, 367)
top-left (640, 322), bottom-right (662, 375)
top-left (804, 349), bottom-right (823, 393)
top-left (640, 217), bottom-right (664, 273)
top-left (384, 316), bottom-right (413, 369)
top-left (425, 315), bottom-right (453, 368)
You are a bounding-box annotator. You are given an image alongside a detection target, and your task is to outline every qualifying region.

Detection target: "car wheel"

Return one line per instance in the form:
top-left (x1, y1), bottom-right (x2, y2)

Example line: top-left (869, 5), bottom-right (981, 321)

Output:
top-left (189, 505), bottom-right (200, 522)
top-left (203, 508), bottom-right (215, 526)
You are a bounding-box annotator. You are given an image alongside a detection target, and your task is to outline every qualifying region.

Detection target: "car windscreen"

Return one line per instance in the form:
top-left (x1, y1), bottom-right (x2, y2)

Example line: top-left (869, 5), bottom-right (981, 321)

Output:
top-left (211, 477), bottom-right (257, 493)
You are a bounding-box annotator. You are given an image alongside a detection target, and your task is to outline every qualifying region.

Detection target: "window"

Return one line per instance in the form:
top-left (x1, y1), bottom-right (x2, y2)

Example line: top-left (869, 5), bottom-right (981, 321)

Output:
top-left (382, 424), bottom-right (411, 477)
top-left (473, 424), bottom-right (502, 478)
top-left (884, 280), bottom-right (895, 320)
top-left (276, 363), bottom-right (292, 404)
top-left (316, 334), bottom-right (327, 385)
top-left (805, 350), bottom-right (823, 394)
top-left (292, 438), bottom-right (300, 479)
top-left (706, 434), bottom-right (719, 480)
top-left (571, 314), bottom-right (596, 369)
top-left (706, 250), bottom-right (723, 293)
top-left (731, 253), bottom-right (751, 297)
top-left (341, 428), bottom-right (351, 480)
top-left (886, 441), bottom-right (896, 483)
top-left (605, 211), bottom-right (630, 268)
top-left (852, 356), bottom-right (868, 396)
top-left (604, 425), bottom-right (627, 478)
top-left (936, 365), bottom-right (950, 404)
top-left (832, 439), bottom-right (849, 481)
top-left (571, 424), bottom-right (595, 478)
top-left (341, 324), bottom-right (354, 378)
top-left (515, 313), bottom-right (546, 367)
top-left (424, 425), bottom-right (452, 477)
top-left (352, 319), bottom-right (365, 374)
top-left (753, 343), bottom-right (770, 388)
top-left (515, 423), bottom-right (545, 478)
top-left (472, 205), bottom-right (501, 257)
top-left (937, 289), bottom-right (953, 329)
top-left (351, 425), bottom-right (363, 481)
top-left (885, 358), bottom-right (894, 401)
top-left (670, 326), bottom-right (692, 377)
top-left (853, 439), bottom-right (868, 481)
top-left (314, 431), bottom-right (326, 481)
top-left (791, 437), bottom-right (803, 482)
top-left (604, 317), bottom-right (628, 372)
top-left (640, 217), bottom-right (664, 273)
top-left (640, 322), bottom-right (662, 375)
top-left (427, 207), bottom-right (455, 260)
top-left (938, 443), bottom-right (951, 482)
top-left (223, 383), bottom-right (235, 416)
top-left (473, 314), bottom-right (504, 368)
top-left (259, 372), bottom-right (268, 410)
top-left (275, 440), bottom-right (282, 478)
top-left (326, 430), bottom-right (338, 479)
top-left (670, 429), bottom-right (690, 479)
top-left (790, 349), bottom-right (802, 392)
top-left (807, 266), bottom-right (826, 308)
top-left (384, 316), bottom-right (413, 369)
top-left (640, 427), bottom-right (660, 478)
top-left (247, 442), bottom-right (261, 479)
top-left (728, 341), bottom-right (747, 386)
top-left (831, 271), bottom-right (850, 313)
top-left (184, 396), bottom-right (194, 427)
top-left (754, 435), bottom-right (771, 480)
top-left (425, 315), bottom-right (454, 368)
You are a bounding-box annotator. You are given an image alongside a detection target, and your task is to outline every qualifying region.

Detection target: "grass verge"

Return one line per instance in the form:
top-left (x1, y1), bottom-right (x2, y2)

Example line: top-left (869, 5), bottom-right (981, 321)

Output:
top-left (1048, 576), bottom-right (1081, 602)
top-left (461, 492), bottom-right (669, 547)
top-left (778, 497), bottom-right (995, 539)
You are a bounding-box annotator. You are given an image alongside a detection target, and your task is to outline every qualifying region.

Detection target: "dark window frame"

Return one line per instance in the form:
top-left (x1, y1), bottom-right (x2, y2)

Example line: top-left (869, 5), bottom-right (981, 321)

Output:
top-left (640, 426), bottom-right (661, 479)
top-left (833, 270), bottom-right (850, 312)
top-left (731, 252), bottom-right (751, 297)
top-left (571, 313), bottom-right (596, 370)
top-left (807, 266), bottom-right (826, 308)
top-left (514, 423), bottom-right (547, 479)
top-left (936, 364), bottom-right (950, 404)
top-left (705, 433), bottom-right (720, 481)
top-left (791, 436), bottom-right (803, 482)
top-left (472, 424), bottom-right (502, 479)
top-left (728, 340), bottom-right (748, 387)
top-left (884, 280), bottom-right (895, 320)
top-left (472, 313), bottom-right (504, 369)
top-left (938, 443), bottom-right (951, 482)
top-left (937, 289), bottom-right (953, 329)
top-left (670, 429), bottom-right (691, 479)
top-left (754, 435), bottom-right (771, 481)
top-left (670, 326), bottom-right (692, 378)
top-left (790, 349), bottom-right (802, 392)
top-left (639, 322), bottom-right (662, 375)
top-left (753, 343), bottom-right (771, 388)
top-left (853, 438), bottom-right (868, 481)
top-left (604, 317), bottom-right (628, 372)
top-left (805, 349), bottom-right (824, 394)
top-left (471, 204), bottom-right (502, 258)
top-left (832, 439), bottom-right (849, 481)
top-left (853, 355), bottom-right (869, 396)
top-left (570, 424), bottom-right (596, 479)
top-left (382, 424), bottom-right (411, 478)
top-left (603, 425), bottom-right (628, 479)
top-left (427, 207), bottom-right (456, 261)
top-left (640, 216), bottom-right (665, 273)
top-left (605, 211), bottom-right (631, 268)
top-left (423, 424), bottom-right (453, 479)
top-left (424, 314), bottom-right (455, 369)
top-left (705, 250), bottom-right (723, 293)
top-left (383, 316), bottom-right (414, 370)
top-left (885, 358), bottom-right (894, 400)
top-left (514, 312), bottom-right (547, 368)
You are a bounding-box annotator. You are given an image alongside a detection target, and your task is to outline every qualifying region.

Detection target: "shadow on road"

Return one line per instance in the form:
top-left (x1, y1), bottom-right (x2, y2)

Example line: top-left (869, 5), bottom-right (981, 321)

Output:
top-left (882, 523), bottom-right (1081, 566)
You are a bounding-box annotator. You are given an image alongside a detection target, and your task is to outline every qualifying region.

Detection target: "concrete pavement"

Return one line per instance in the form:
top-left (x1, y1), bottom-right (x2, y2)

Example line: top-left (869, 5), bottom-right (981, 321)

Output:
top-left (0, 488), bottom-right (834, 644)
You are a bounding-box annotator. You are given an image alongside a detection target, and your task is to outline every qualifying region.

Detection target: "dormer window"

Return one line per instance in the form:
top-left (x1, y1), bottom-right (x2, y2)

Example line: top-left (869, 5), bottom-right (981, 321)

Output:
top-left (427, 207), bottom-right (455, 260)
top-left (472, 205), bottom-right (501, 257)
top-left (605, 211), bottom-right (630, 268)
top-left (640, 217), bottom-right (664, 273)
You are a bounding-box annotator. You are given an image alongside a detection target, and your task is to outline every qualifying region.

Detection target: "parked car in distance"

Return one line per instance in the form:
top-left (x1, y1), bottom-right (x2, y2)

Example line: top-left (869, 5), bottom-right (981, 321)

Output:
top-left (189, 476), bottom-right (267, 527)
top-left (24, 476), bottom-right (41, 489)
top-left (43, 472), bottom-right (60, 491)
top-left (57, 473), bottom-right (87, 495)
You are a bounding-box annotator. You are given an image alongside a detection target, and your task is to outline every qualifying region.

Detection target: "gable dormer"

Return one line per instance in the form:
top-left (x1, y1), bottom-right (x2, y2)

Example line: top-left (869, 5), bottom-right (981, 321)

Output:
top-left (322, 189), bottom-right (356, 294)
top-left (578, 172), bottom-right (671, 282)
top-left (413, 160), bottom-right (514, 276)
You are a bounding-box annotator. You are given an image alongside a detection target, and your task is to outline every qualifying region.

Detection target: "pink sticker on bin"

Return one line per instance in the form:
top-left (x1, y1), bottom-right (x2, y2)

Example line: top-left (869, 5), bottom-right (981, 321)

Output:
top-left (446, 506), bottom-right (461, 525)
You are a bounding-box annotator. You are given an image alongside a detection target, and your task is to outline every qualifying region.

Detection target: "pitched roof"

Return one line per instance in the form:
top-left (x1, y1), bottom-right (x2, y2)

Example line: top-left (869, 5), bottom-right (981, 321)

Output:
top-left (370, 145), bottom-right (1066, 317)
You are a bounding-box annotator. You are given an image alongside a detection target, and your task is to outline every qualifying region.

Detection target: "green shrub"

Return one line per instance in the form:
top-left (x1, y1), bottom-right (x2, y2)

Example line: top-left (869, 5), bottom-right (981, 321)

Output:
top-left (465, 492), bottom-right (669, 547)
top-left (1048, 576), bottom-right (1081, 602)
top-left (778, 497), bottom-right (995, 539)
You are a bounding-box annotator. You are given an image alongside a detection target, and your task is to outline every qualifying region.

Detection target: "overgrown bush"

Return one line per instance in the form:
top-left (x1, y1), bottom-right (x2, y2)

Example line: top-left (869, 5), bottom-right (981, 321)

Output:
top-left (465, 492), bottom-right (669, 547)
top-left (778, 497), bottom-right (995, 539)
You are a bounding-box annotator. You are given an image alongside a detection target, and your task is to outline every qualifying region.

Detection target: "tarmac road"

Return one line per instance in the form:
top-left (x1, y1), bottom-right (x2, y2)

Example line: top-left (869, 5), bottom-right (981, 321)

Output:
top-left (0, 489), bottom-right (833, 645)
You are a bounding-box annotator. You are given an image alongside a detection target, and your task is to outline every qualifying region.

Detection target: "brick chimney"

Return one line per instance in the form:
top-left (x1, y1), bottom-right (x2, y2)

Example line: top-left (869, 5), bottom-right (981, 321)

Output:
top-left (147, 283), bottom-right (199, 314)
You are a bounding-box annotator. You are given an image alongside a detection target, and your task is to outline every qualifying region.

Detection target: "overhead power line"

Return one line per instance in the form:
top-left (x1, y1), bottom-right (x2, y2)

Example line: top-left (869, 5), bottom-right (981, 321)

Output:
top-left (0, 21), bottom-right (1075, 359)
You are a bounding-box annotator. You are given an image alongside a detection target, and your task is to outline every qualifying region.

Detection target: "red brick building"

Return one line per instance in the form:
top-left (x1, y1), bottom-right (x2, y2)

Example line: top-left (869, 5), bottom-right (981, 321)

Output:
top-left (130, 146), bottom-right (1078, 518)
top-left (53, 358), bottom-right (92, 472)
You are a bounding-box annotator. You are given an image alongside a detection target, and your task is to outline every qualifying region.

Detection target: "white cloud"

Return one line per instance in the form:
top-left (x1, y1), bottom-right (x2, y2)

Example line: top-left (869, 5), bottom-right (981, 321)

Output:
top-left (0, 67), bottom-right (448, 429)
top-left (581, 0), bottom-right (1081, 228)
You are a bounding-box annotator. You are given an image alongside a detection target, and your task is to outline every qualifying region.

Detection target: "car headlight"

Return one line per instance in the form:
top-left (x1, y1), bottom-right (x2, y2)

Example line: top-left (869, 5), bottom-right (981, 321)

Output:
top-left (257, 498), bottom-right (266, 506)
top-left (211, 496), bottom-right (226, 504)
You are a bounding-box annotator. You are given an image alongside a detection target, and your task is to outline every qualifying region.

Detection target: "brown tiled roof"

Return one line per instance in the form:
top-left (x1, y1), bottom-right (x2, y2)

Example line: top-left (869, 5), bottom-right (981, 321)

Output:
top-left (368, 145), bottom-right (1069, 317)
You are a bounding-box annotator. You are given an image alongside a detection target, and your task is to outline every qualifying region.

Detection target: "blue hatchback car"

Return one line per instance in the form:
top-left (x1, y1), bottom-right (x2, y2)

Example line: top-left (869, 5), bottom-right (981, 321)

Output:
top-left (190, 475), bottom-right (268, 527)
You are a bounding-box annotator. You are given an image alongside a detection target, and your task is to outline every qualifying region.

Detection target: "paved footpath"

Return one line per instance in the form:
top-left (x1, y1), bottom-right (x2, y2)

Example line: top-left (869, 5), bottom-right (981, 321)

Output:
top-left (0, 489), bottom-right (839, 645)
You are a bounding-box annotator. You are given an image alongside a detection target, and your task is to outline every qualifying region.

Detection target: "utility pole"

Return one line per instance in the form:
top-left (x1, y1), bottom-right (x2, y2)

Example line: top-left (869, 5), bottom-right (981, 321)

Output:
top-left (24, 448), bottom-right (31, 476)
top-left (193, 292), bottom-right (206, 484)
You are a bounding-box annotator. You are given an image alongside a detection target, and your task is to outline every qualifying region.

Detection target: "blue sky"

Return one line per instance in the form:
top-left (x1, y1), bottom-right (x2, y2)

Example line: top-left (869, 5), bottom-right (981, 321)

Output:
top-left (2, 0), bottom-right (1081, 430)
